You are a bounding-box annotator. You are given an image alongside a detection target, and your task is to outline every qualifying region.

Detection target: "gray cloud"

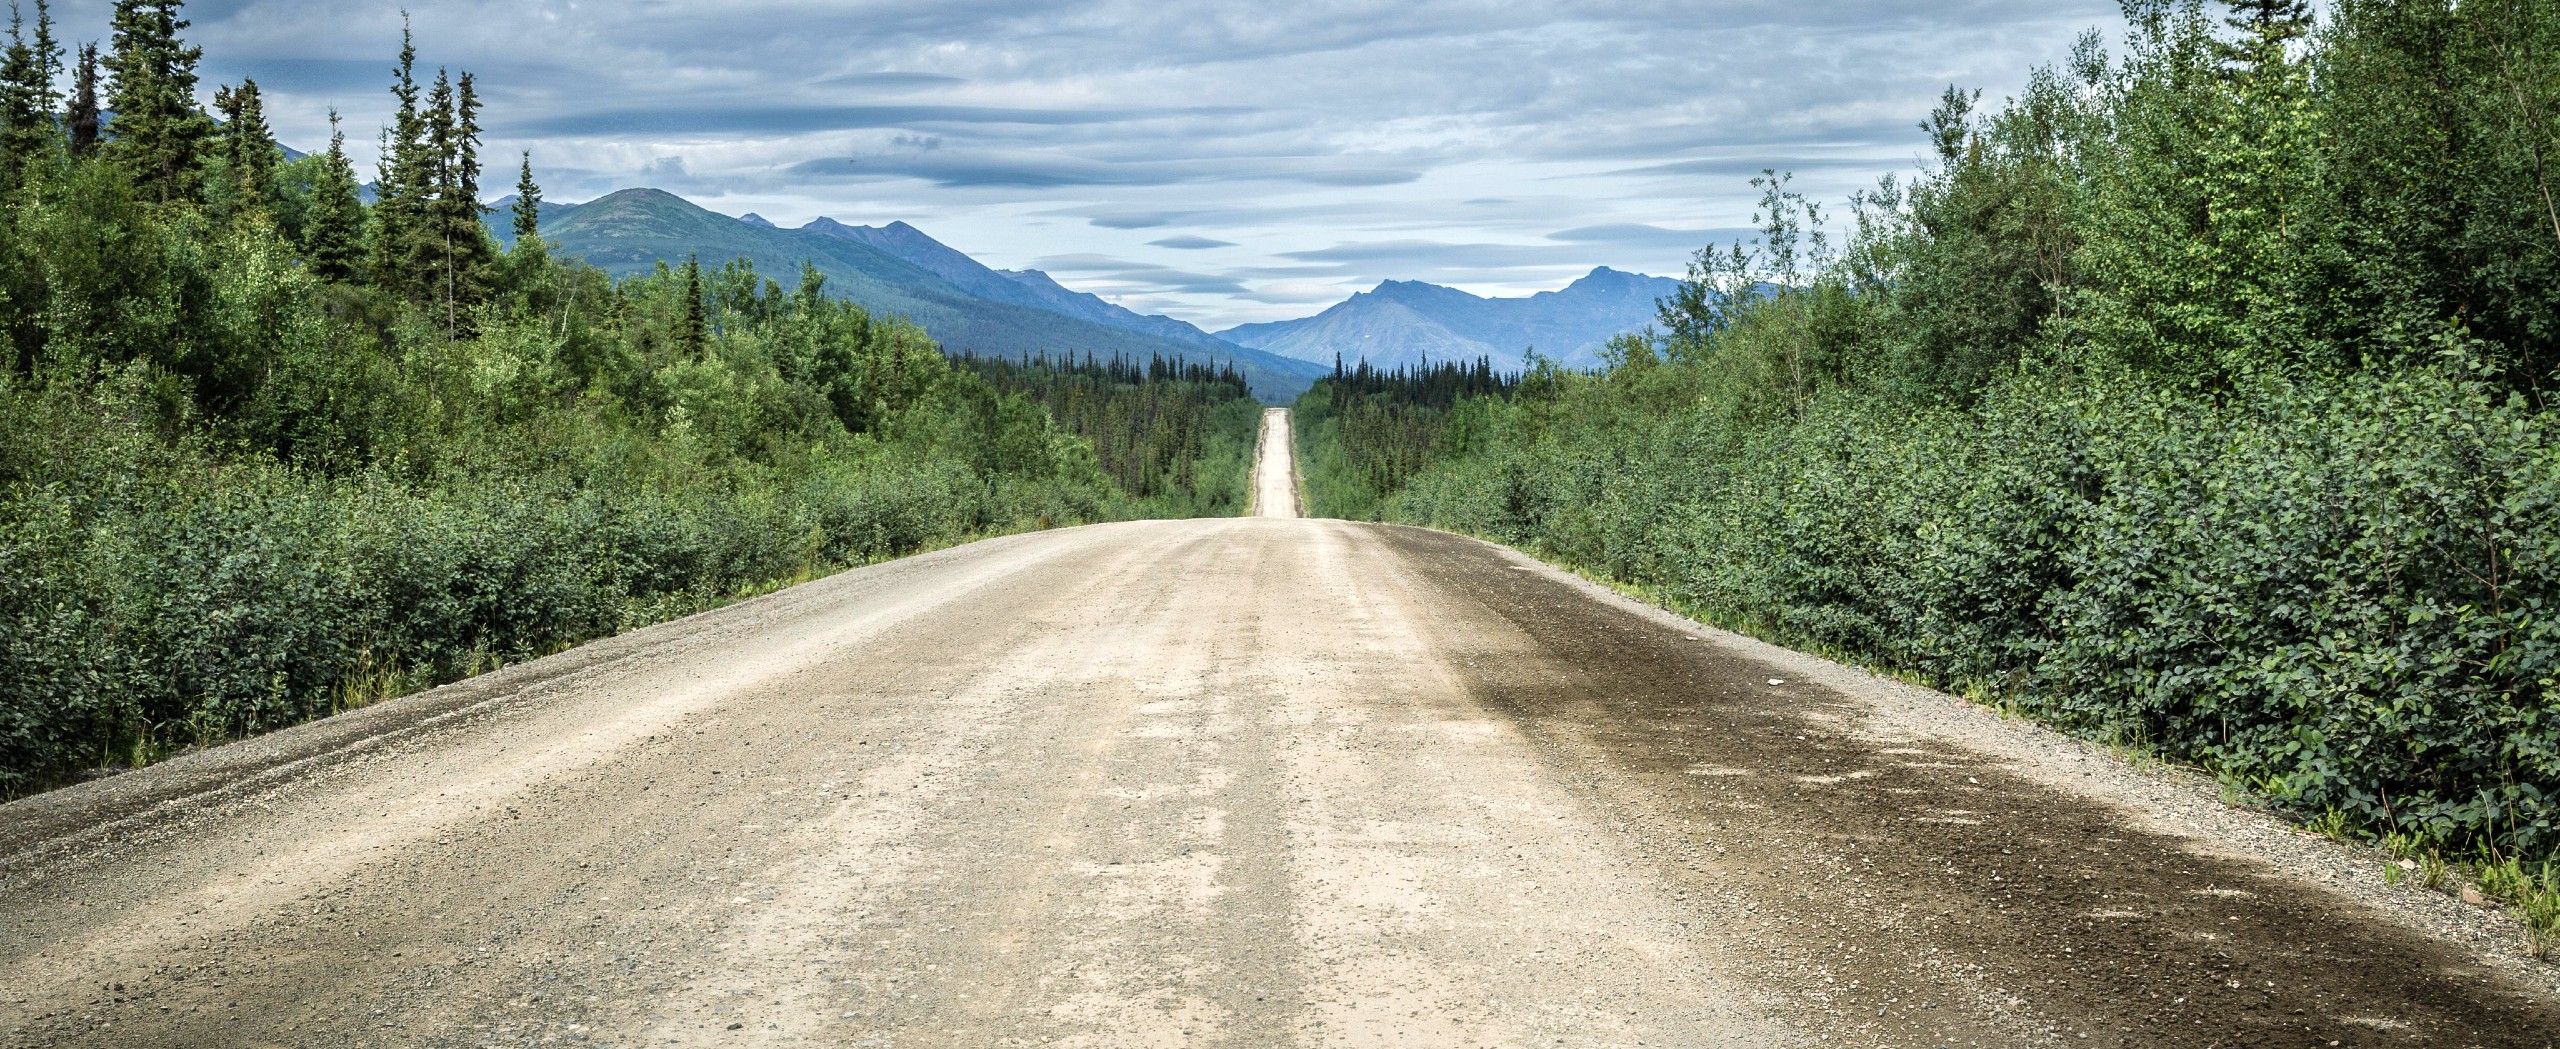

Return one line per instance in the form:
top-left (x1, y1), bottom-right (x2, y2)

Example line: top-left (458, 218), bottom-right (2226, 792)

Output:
top-left (1280, 239), bottom-right (1594, 269)
top-left (1030, 253), bottom-right (1252, 296)
top-left (813, 72), bottom-right (971, 90)
top-left (1548, 224), bottom-right (1756, 251)
top-left (510, 103), bottom-right (1214, 138)
top-left (93, 0), bottom-right (2126, 327)
top-left (784, 149), bottom-right (1422, 190)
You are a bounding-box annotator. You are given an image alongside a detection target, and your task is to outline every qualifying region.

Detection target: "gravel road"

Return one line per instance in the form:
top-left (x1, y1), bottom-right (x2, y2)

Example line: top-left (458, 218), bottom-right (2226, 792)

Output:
top-left (4, 424), bottom-right (2557, 1047)
top-left (1253, 407), bottom-right (1299, 519)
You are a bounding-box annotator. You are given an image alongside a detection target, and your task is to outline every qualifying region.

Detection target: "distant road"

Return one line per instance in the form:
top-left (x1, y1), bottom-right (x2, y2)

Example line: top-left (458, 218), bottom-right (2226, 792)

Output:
top-left (4, 435), bottom-right (2556, 1046)
top-left (1254, 407), bottom-right (1299, 519)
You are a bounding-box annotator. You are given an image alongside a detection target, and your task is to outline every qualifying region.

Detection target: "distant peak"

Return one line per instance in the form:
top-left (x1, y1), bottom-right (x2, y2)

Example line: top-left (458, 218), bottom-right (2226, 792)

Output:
top-left (738, 212), bottom-right (775, 228)
top-left (594, 187), bottom-right (683, 202)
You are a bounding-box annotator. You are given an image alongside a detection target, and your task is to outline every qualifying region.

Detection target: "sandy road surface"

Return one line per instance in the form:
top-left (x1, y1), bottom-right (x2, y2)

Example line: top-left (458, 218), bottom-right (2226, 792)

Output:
top-left (1253, 407), bottom-right (1299, 519)
top-left (5, 483), bottom-right (2560, 1045)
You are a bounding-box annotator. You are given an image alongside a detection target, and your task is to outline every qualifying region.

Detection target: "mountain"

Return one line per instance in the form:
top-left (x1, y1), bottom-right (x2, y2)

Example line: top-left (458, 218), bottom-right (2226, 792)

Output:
top-left (494, 189), bottom-right (1325, 399)
top-left (796, 219), bottom-right (1244, 355)
top-left (1221, 267), bottom-right (1682, 372)
top-left (487, 195), bottom-right (581, 239)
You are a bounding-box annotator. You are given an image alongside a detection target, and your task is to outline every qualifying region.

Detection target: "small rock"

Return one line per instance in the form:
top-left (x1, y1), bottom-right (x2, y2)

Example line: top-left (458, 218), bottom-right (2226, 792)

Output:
top-left (2461, 885), bottom-right (2488, 906)
top-left (1768, 679), bottom-right (1786, 686)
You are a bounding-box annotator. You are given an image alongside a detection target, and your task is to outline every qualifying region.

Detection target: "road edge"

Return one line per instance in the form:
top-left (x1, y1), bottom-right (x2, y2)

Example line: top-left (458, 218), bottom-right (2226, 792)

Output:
top-left (1376, 521), bottom-right (2560, 998)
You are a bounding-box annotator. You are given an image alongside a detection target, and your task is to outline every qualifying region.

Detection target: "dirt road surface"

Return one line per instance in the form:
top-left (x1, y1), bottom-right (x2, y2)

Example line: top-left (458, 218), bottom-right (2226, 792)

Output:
top-left (1253, 407), bottom-right (1299, 519)
top-left (4, 415), bottom-right (2558, 1048)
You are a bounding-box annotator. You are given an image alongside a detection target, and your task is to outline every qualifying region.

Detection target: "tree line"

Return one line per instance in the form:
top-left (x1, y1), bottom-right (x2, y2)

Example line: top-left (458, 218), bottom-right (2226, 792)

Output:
top-left (0, 2), bottom-right (1241, 795)
top-left (1293, 357), bottom-right (1513, 521)
top-left (957, 352), bottom-right (1262, 516)
top-left (1297, 0), bottom-right (2560, 914)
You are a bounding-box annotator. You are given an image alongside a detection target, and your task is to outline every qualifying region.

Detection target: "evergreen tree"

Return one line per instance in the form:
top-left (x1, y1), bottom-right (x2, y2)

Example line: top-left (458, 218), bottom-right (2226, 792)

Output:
top-left (442, 70), bottom-right (494, 301)
top-left (30, 0), bottom-right (53, 95)
top-left (63, 40), bottom-right (93, 155)
top-left (369, 17), bottom-right (426, 294)
top-left (102, 0), bottom-right (212, 203)
top-left (212, 77), bottom-right (278, 214)
top-left (302, 109), bottom-right (366, 282)
top-left (413, 67), bottom-right (493, 331)
top-left (2217, 0), bottom-right (2314, 72)
top-left (511, 151), bottom-right (540, 241)
top-left (0, 1), bottom-right (63, 171)
top-left (2225, 0), bottom-right (2312, 37)
top-left (681, 254), bottom-right (708, 357)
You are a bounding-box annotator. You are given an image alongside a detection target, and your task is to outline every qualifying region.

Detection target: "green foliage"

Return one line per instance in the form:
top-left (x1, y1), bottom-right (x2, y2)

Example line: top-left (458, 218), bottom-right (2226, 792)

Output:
top-left (300, 112), bottom-right (366, 283)
top-left (1305, 0), bottom-right (2560, 860)
top-left (0, 8), bottom-right (1232, 795)
top-left (102, 0), bottom-right (212, 204)
top-left (1290, 357), bottom-right (1512, 520)
top-left (0, 1), bottom-right (63, 181)
top-left (959, 352), bottom-right (1262, 517)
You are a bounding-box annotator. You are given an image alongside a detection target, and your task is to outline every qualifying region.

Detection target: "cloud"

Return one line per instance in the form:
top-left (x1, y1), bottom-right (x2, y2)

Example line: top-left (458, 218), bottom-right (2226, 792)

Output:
top-left (1089, 212), bottom-right (1180, 229)
top-left (509, 104), bottom-right (1203, 138)
top-left (1547, 223), bottom-right (1755, 250)
top-left (1279, 239), bottom-right (1588, 269)
top-left (812, 72), bottom-right (970, 90)
top-left (783, 149), bottom-right (1423, 190)
top-left (142, 0), bottom-right (2126, 328)
top-left (1029, 253), bottom-right (1252, 296)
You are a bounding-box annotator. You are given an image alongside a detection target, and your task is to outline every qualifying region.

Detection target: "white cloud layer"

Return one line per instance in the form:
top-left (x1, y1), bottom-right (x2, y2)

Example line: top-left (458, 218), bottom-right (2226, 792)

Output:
top-left (62, 0), bottom-right (2120, 327)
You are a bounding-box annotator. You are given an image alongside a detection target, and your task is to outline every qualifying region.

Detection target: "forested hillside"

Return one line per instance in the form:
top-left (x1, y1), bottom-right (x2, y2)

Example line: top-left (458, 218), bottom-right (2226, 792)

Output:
top-left (0, 4), bottom-right (1238, 794)
top-left (1300, 0), bottom-right (2560, 884)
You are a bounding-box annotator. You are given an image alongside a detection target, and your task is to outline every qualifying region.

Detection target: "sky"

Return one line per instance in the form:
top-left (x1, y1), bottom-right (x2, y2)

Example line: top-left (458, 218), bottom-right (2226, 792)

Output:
top-left (78, 0), bottom-right (2122, 329)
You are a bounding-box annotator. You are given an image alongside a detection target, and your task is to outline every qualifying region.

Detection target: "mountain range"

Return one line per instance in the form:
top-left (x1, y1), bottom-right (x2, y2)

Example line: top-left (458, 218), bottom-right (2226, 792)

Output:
top-left (489, 188), bottom-right (1678, 399)
top-left (1218, 268), bottom-right (1680, 372)
top-left (487, 188), bottom-right (1325, 399)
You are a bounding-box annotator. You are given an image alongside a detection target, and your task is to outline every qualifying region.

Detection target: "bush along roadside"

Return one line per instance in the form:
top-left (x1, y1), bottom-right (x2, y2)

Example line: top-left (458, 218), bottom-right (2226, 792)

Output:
top-left (1292, 0), bottom-right (2560, 954)
top-left (0, 10), bottom-right (1256, 797)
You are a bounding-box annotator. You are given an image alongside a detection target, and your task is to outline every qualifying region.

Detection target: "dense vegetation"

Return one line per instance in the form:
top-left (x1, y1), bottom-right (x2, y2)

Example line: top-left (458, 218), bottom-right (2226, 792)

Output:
top-left (958, 353), bottom-right (1262, 518)
top-left (0, 3), bottom-right (1234, 795)
top-left (1292, 357), bottom-right (1513, 521)
top-left (1300, 0), bottom-right (2560, 873)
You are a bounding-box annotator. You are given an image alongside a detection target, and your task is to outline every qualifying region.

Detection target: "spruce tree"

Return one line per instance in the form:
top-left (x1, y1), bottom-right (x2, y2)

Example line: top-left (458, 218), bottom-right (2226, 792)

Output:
top-left (0, 3), bottom-right (58, 171)
top-left (411, 66), bottom-right (493, 331)
top-left (63, 40), bottom-right (94, 155)
top-left (30, 0), bottom-right (54, 98)
top-left (369, 18), bottom-right (425, 294)
top-left (303, 109), bottom-right (365, 282)
top-left (2216, 0), bottom-right (2313, 72)
top-left (442, 70), bottom-right (494, 298)
top-left (103, 0), bottom-right (213, 203)
top-left (681, 254), bottom-right (708, 357)
top-left (212, 77), bottom-right (278, 214)
top-left (511, 150), bottom-right (540, 242)
top-left (2224, 0), bottom-right (2312, 36)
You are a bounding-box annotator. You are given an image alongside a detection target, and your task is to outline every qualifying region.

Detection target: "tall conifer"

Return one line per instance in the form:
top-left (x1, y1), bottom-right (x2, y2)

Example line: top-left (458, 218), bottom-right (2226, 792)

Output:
top-left (64, 40), bottom-right (94, 155)
top-left (442, 70), bottom-right (494, 300)
top-left (212, 77), bottom-right (277, 213)
top-left (511, 151), bottom-right (540, 241)
top-left (370, 17), bottom-right (425, 293)
top-left (303, 109), bottom-right (365, 282)
top-left (681, 254), bottom-right (708, 357)
top-left (0, 2), bottom-right (63, 171)
top-left (102, 0), bottom-right (212, 202)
